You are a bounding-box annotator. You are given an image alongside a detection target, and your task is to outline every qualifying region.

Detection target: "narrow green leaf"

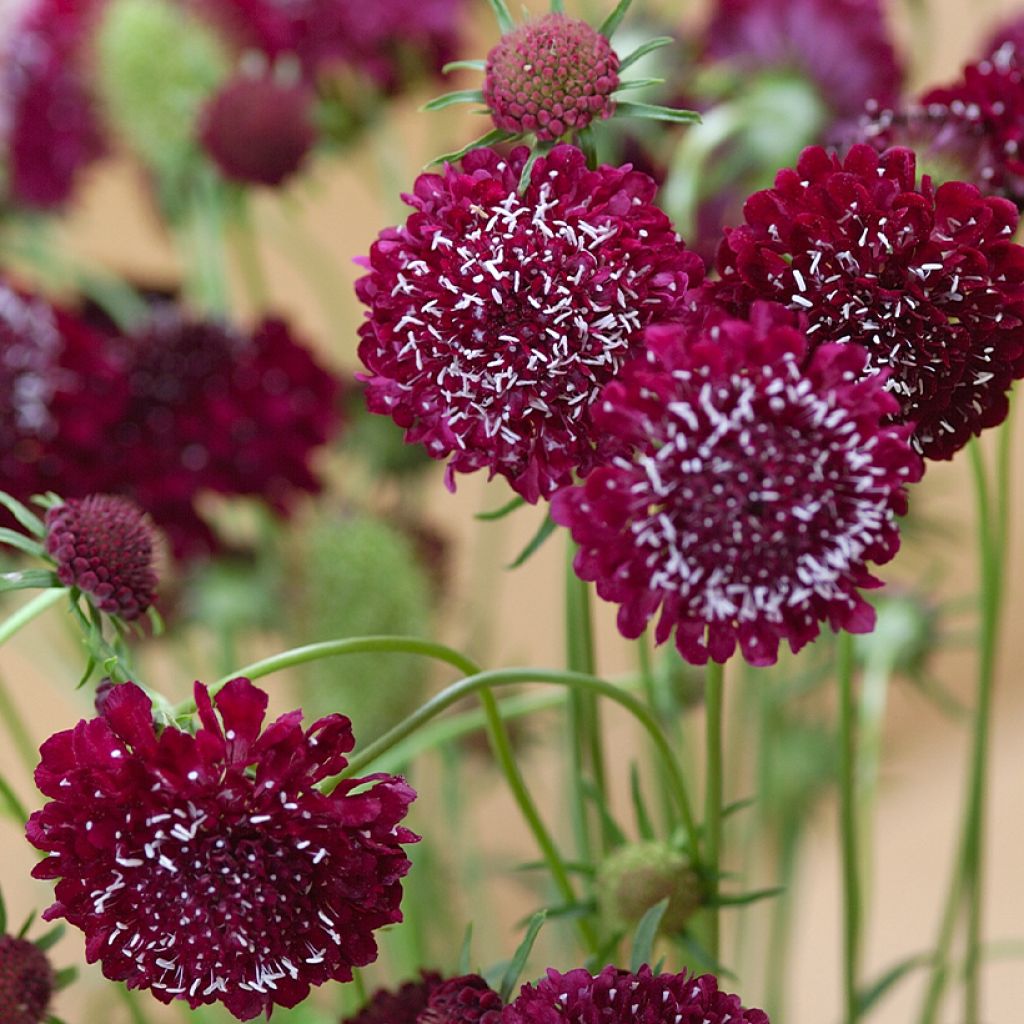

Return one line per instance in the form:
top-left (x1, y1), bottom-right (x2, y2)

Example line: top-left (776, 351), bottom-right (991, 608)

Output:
top-left (599, 0), bottom-right (633, 39)
top-left (499, 910), bottom-right (547, 1002)
top-left (442, 59), bottom-right (487, 73)
top-left (48, 1016), bottom-right (69, 1024)
top-left (516, 140), bottom-right (555, 194)
top-left (549, 0), bottom-right (565, 10)
top-left (516, 859), bottom-right (596, 877)
top-left (486, 0), bottom-right (514, 34)
top-left (722, 796), bottom-right (757, 819)
top-left (613, 78), bottom-right (664, 93)
top-left (430, 128), bottom-right (519, 167)
top-left (616, 101), bottom-right (701, 124)
top-left (146, 605), bottom-right (165, 637)
top-left (34, 923), bottom-right (65, 952)
top-left (17, 911), bottom-right (33, 939)
top-left (476, 495), bottom-right (527, 521)
top-left (0, 492), bottom-right (45, 537)
top-left (422, 88), bottom-right (486, 112)
top-left (52, 966), bottom-right (79, 992)
top-left (855, 952), bottom-right (932, 1015)
top-left (629, 762), bottom-right (657, 841)
top-left (0, 569), bottom-right (59, 593)
top-left (513, 898), bottom-right (596, 929)
top-left (507, 511), bottom-right (558, 569)
top-left (708, 886), bottom-right (785, 907)
top-left (580, 778), bottom-right (627, 847)
top-left (675, 930), bottom-right (737, 980)
top-left (457, 923), bottom-right (474, 975)
top-left (0, 772), bottom-right (28, 823)
top-left (630, 897), bottom-right (669, 972)
top-left (0, 885), bottom-right (6, 932)
top-left (618, 36), bottom-right (675, 72)
top-left (0, 528), bottom-right (45, 557)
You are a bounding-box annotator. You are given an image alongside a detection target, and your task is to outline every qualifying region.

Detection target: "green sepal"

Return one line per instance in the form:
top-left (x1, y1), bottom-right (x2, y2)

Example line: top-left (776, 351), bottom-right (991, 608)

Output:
top-left (599, 0), bottom-right (634, 39)
top-left (146, 605), bottom-right (165, 637)
top-left (507, 510), bottom-right (558, 569)
top-left (430, 128), bottom-right (518, 167)
top-left (499, 910), bottom-right (547, 1002)
top-left (0, 491), bottom-right (45, 537)
top-left (616, 101), bottom-right (701, 124)
top-left (53, 966), bottom-right (79, 992)
top-left (0, 569), bottom-right (60, 593)
top-left (486, 0), bottom-right (514, 33)
top-left (0, 528), bottom-right (45, 557)
top-left (422, 88), bottom-right (486, 112)
top-left (618, 36), bottom-right (675, 72)
top-left (516, 139), bottom-right (555, 194)
top-left (442, 59), bottom-right (487, 74)
top-left (629, 896), bottom-right (669, 972)
top-left (629, 762), bottom-right (657, 841)
top-left (476, 495), bottom-right (527, 521)
top-left (614, 78), bottom-right (665, 93)
top-left (33, 922), bottom-right (65, 952)
top-left (706, 885), bottom-right (785, 907)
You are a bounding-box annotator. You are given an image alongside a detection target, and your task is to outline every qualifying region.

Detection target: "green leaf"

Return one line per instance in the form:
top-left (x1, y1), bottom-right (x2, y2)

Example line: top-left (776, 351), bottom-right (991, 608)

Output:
top-left (516, 140), bottom-right (555, 194)
top-left (507, 511), bottom-right (558, 569)
top-left (618, 36), bottom-right (675, 72)
top-left (723, 796), bottom-right (757, 819)
top-left (442, 59), bottom-right (486, 74)
top-left (616, 101), bottom-right (701, 124)
top-left (580, 777), bottom-right (627, 847)
top-left (675, 930), bottom-right (737, 980)
top-left (52, 966), bottom-right (79, 992)
top-left (629, 762), bottom-right (657, 841)
top-left (0, 885), bottom-right (6, 933)
top-left (0, 569), bottom-right (60, 593)
top-left (17, 911), bottom-right (33, 939)
top-left (599, 0), bottom-right (633, 39)
top-left (855, 952), bottom-right (932, 1015)
top-left (34, 923), bottom-right (65, 952)
top-left (0, 528), bottom-right (45, 557)
top-left (613, 78), bottom-right (664, 93)
top-left (430, 128), bottom-right (519, 167)
top-left (0, 491), bottom-right (45, 537)
top-left (549, 0), bottom-right (565, 10)
top-left (0, 772), bottom-right (28, 824)
top-left (146, 605), bottom-right (165, 637)
top-left (630, 897), bottom-right (669, 972)
top-left (422, 88), bottom-right (486, 112)
top-left (457, 923), bottom-right (474, 975)
top-left (485, 0), bottom-right (514, 34)
top-left (708, 886), bottom-right (785, 908)
top-left (476, 495), bottom-right (527, 521)
top-left (499, 910), bottom-right (547, 1002)
top-left (516, 859), bottom-right (596, 877)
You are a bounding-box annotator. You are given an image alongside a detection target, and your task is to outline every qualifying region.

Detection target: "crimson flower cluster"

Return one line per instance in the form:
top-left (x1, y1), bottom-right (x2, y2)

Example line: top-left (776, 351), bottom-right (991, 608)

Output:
top-left (552, 303), bottom-right (921, 665)
top-left (26, 678), bottom-right (418, 1021)
top-left (0, 934), bottom-right (53, 1024)
top-left (356, 144), bottom-right (703, 501)
top-left (345, 973), bottom-right (503, 1024)
top-left (711, 144), bottom-right (1024, 459)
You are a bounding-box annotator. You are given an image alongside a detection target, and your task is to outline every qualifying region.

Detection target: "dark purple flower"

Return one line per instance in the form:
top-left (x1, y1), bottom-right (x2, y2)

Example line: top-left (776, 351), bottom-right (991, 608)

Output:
top-left (551, 302), bottom-right (922, 666)
top-left (1, 0), bottom-right (107, 209)
top-left (356, 144), bottom-right (704, 502)
top-left (484, 14), bottom-right (619, 142)
top-left (27, 678), bottom-right (418, 1021)
top-left (711, 144), bottom-right (1024, 459)
top-left (0, 935), bottom-right (53, 1024)
top-left (343, 972), bottom-right (444, 1024)
top-left (198, 72), bottom-right (316, 186)
top-left (502, 964), bottom-right (769, 1024)
top-left (44, 495), bottom-right (158, 620)
top-left (418, 974), bottom-right (503, 1024)
top-left (702, 0), bottom-right (902, 123)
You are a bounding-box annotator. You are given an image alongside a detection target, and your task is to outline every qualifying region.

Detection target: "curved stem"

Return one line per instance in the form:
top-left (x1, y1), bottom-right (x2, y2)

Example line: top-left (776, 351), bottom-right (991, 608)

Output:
top-left (0, 588), bottom-right (66, 646)
top-left (703, 659), bottom-right (725, 963)
top-left (837, 630), bottom-right (862, 1024)
top-left (199, 636), bottom-right (596, 950)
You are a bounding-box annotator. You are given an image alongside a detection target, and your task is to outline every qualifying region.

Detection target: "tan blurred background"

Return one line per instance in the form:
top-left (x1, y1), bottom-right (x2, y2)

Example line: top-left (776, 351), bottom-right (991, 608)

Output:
top-left (2, 0), bottom-right (1024, 1021)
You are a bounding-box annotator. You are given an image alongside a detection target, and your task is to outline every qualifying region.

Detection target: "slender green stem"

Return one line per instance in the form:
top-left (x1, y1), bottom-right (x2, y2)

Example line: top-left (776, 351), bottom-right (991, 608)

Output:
top-left (703, 659), bottom-right (725, 962)
top-left (0, 670), bottom-right (40, 774)
top-left (837, 630), bottom-right (862, 1024)
top-left (228, 195), bottom-right (269, 312)
top-left (0, 588), bottom-right (65, 646)
top-left (200, 636), bottom-right (595, 949)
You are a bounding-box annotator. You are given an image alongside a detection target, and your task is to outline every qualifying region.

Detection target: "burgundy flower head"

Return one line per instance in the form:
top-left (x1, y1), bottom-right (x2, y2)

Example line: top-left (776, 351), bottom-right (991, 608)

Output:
top-left (551, 302), bottom-right (922, 666)
top-left (0, 935), bottom-right (53, 1024)
top-left (343, 972), bottom-right (444, 1024)
top-left (417, 974), bottom-right (503, 1024)
top-left (711, 144), bottom-right (1024, 459)
top-left (356, 144), bottom-right (704, 502)
top-left (198, 72), bottom-right (316, 186)
top-left (27, 678), bottom-right (418, 1021)
top-left (484, 14), bottom-right (619, 141)
top-left (106, 307), bottom-right (341, 558)
top-left (1, 0), bottom-right (107, 209)
top-left (502, 964), bottom-right (769, 1024)
top-left (703, 0), bottom-right (902, 123)
top-left (44, 495), bottom-right (158, 620)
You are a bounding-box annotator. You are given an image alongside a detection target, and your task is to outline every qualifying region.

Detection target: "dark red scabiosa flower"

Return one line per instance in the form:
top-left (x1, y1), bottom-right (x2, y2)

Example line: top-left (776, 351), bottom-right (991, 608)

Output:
top-left (26, 678), bottom-right (418, 1021)
top-left (198, 71), bottom-right (316, 186)
top-left (417, 974), bottom-right (503, 1024)
top-left (0, 934), bottom-right (53, 1024)
top-left (702, 0), bottom-right (902, 124)
top-left (44, 495), bottom-right (158, 620)
top-left (356, 144), bottom-right (704, 502)
top-left (915, 42), bottom-right (1024, 207)
top-left (343, 972), bottom-right (444, 1024)
top-left (551, 302), bottom-right (922, 666)
top-left (711, 144), bottom-right (1024, 459)
top-left (502, 964), bottom-right (769, 1024)
top-left (105, 306), bottom-right (341, 559)
top-left (484, 14), bottom-right (619, 142)
top-left (1, 0), bottom-right (107, 209)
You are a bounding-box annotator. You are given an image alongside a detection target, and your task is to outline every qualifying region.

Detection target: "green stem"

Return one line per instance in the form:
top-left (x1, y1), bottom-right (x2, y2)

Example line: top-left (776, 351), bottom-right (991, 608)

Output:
top-left (703, 659), bottom-right (725, 963)
top-left (837, 629), bottom-right (862, 1024)
top-left (198, 636), bottom-right (595, 950)
top-left (228, 194), bottom-right (269, 312)
top-left (0, 670), bottom-right (40, 774)
top-left (0, 588), bottom-right (65, 646)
